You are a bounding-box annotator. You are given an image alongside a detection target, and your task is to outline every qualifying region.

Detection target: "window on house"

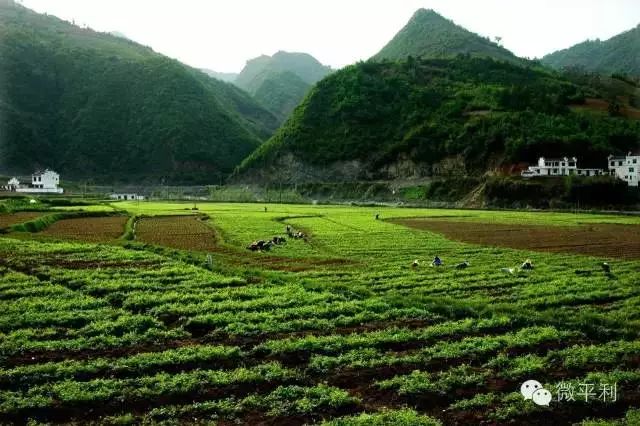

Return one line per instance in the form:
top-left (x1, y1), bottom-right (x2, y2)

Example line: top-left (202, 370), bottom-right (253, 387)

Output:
top-left (630, 168), bottom-right (635, 173)
top-left (619, 161), bottom-right (623, 166)
top-left (610, 162), bottom-right (615, 167)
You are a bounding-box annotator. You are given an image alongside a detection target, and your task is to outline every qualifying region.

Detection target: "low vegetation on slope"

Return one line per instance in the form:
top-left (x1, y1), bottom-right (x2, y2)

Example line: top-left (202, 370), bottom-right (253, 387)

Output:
top-left (0, 1), bottom-right (278, 183)
top-left (373, 9), bottom-right (522, 63)
top-left (542, 24), bottom-right (640, 76)
top-left (2, 202), bottom-right (640, 424)
top-left (237, 56), bottom-right (640, 183)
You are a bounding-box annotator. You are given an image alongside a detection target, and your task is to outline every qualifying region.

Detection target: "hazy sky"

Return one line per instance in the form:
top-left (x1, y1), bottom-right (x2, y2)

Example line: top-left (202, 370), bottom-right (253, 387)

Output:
top-left (19, 0), bottom-right (640, 72)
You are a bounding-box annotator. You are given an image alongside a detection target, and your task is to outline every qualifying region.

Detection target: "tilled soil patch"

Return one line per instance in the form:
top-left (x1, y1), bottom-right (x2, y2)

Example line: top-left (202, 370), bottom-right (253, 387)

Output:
top-left (393, 219), bottom-right (640, 259)
top-left (136, 215), bottom-right (217, 251)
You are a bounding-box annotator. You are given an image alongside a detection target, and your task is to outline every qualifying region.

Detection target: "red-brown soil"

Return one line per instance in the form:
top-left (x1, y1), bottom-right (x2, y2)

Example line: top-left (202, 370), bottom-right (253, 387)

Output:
top-left (41, 216), bottom-right (128, 242)
top-left (394, 219), bottom-right (640, 259)
top-left (136, 215), bottom-right (217, 251)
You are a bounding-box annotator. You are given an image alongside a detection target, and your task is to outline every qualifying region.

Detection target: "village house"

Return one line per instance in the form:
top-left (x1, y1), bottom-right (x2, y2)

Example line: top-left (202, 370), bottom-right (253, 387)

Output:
top-left (6, 169), bottom-right (64, 194)
top-left (110, 193), bottom-right (145, 201)
top-left (521, 157), bottom-right (583, 177)
top-left (4, 177), bottom-right (20, 191)
top-left (522, 154), bottom-right (640, 187)
top-left (608, 152), bottom-right (640, 187)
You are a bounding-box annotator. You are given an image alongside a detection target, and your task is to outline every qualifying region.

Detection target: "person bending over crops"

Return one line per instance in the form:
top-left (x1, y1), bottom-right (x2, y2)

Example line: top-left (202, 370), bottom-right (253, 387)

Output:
top-left (455, 260), bottom-right (470, 269)
top-left (431, 256), bottom-right (442, 267)
top-left (521, 259), bottom-right (534, 270)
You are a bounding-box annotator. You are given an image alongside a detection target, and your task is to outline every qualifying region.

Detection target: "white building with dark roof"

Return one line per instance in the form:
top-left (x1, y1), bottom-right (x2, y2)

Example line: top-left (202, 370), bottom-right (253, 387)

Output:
top-left (609, 152), bottom-right (639, 187)
top-left (15, 169), bottom-right (63, 194)
top-left (522, 157), bottom-right (606, 178)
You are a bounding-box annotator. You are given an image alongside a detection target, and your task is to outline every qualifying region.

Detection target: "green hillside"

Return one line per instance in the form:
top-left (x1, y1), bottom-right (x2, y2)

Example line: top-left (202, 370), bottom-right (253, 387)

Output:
top-left (373, 9), bottom-right (521, 63)
top-left (235, 51), bottom-right (332, 121)
top-left (237, 56), bottom-right (640, 183)
top-left (252, 71), bottom-right (311, 122)
top-left (0, 1), bottom-right (278, 183)
top-left (542, 25), bottom-right (640, 76)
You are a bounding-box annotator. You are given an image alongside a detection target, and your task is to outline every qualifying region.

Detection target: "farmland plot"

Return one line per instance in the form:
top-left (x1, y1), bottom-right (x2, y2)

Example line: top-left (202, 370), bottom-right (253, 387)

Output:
top-left (40, 216), bottom-right (128, 242)
top-left (136, 215), bottom-right (217, 251)
top-left (0, 212), bottom-right (43, 229)
top-left (393, 219), bottom-right (640, 259)
top-left (1, 202), bottom-right (640, 425)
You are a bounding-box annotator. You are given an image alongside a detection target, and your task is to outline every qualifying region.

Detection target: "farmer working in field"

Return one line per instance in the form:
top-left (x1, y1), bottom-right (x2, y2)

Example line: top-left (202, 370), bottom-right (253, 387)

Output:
top-left (521, 259), bottom-right (534, 270)
top-left (431, 256), bottom-right (442, 267)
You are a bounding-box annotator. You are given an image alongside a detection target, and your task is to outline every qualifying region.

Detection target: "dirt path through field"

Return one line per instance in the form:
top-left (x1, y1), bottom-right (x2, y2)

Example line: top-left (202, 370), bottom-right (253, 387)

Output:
top-left (393, 218), bottom-right (640, 259)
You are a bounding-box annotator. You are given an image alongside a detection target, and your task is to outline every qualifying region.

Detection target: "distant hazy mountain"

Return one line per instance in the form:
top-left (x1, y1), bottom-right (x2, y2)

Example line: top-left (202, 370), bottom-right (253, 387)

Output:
top-left (373, 9), bottom-right (521, 63)
top-left (542, 25), bottom-right (640, 76)
top-left (235, 51), bottom-right (332, 122)
top-left (200, 69), bottom-right (239, 83)
top-left (0, 1), bottom-right (278, 183)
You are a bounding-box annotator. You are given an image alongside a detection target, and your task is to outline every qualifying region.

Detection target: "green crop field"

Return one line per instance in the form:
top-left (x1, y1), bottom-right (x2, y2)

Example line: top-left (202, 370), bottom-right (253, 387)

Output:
top-left (1, 202), bottom-right (639, 425)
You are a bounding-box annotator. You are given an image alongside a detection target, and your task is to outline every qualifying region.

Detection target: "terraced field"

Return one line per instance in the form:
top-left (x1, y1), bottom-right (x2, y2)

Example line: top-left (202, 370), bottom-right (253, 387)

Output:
top-left (394, 219), bottom-right (640, 259)
top-left (1, 202), bottom-right (639, 425)
top-left (0, 212), bottom-right (43, 229)
top-left (136, 215), bottom-right (217, 251)
top-left (40, 215), bottom-right (129, 242)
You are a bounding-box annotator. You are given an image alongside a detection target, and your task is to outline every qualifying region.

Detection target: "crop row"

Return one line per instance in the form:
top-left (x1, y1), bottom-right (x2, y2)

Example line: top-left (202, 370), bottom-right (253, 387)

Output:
top-left (256, 316), bottom-right (513, 355)
top-left (308, 326), bottom-right (579, 372)
top-left (0, 362), bottom-right (296, 416)
top-left (0, 345), bottom-right (241, 388)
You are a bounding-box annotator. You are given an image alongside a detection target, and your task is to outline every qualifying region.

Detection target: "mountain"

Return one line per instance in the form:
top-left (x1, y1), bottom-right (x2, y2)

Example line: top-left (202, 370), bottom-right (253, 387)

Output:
top-left (236, 56), bottom-right (640, 183)
top-left (234, 51), bottom-right (332, 121)
top-left (0, 1), bottom-right (278, 183)
top-left (200, 69), bottom-right (238, 83)
top-left (541, 25), bottom-right (640, 76)
top-left (373, 9), bottom-right (521, 63)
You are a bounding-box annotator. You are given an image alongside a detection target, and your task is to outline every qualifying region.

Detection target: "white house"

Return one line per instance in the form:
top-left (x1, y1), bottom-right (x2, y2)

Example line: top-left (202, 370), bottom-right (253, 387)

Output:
top-left (522, 157), bottom-right (578, 177)
top-left (522, 157), bottom-right (605, 178)
top-left (15, 169), bottom-right (63, 194)
top-left (5, 177), bottom-right (20, 191)
top-left (110, 193), bottom-right (145, 201)
top-left (608, 152), bottom-right (640, 187)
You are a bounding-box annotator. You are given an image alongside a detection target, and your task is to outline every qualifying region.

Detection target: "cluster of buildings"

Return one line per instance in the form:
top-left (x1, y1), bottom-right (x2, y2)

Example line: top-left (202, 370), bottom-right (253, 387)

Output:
top-left (521, 152), bottom-right (639, 187)
top-left (109, 193), bottom-right (145, 201)
top-left (2, 169), bottom-right (64, 193)
top-left (1, 169), bottom-right (147, 200)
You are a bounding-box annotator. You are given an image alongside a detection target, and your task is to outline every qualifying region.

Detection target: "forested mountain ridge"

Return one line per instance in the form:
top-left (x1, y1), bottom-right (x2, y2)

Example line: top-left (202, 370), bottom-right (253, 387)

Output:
top-left (373, 9), bottom-right (522, 63)
top-left (234, 51), bottom-right (333, 122)
top-left (542, 24), bottom-right (640, 76)
top-left (0, 1), bottom-right (278, 183)
top-left (236, 56), bottom-right (640, 183)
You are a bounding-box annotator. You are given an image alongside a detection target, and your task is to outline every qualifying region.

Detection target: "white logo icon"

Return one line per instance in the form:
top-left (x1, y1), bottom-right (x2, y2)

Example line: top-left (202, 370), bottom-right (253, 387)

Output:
top-left (520, 379), bottom-right (543, 400)
top-left (532, 388), bottom-right (552, 406)
top-left (521, 379), bottom-right (551, 406)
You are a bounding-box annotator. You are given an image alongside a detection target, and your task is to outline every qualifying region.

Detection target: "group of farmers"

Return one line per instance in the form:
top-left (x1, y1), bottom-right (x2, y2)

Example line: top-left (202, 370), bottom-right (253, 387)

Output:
top-left (246, 225), bottom-right (307, 252)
